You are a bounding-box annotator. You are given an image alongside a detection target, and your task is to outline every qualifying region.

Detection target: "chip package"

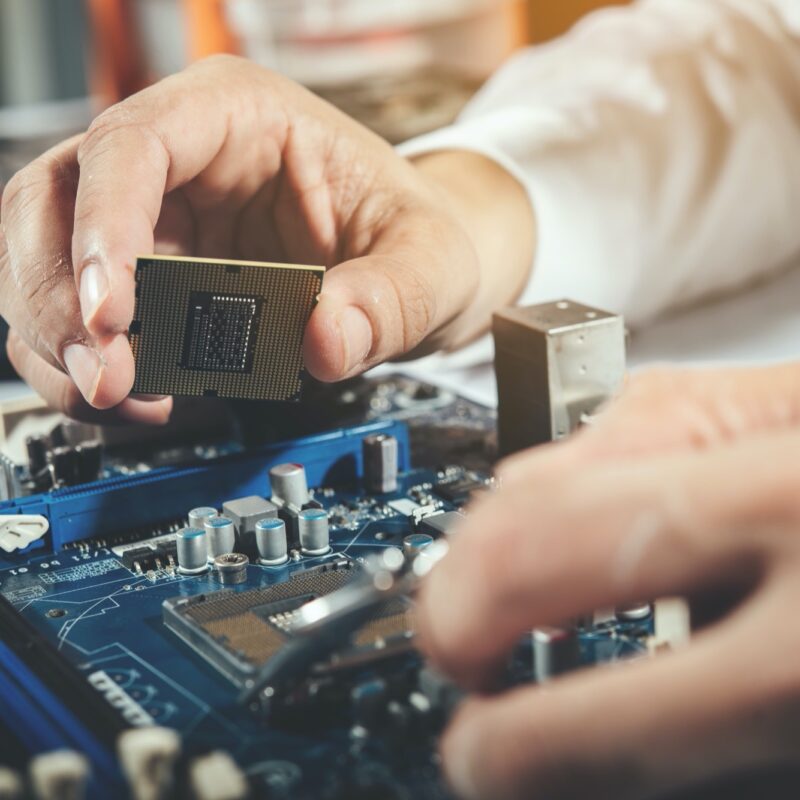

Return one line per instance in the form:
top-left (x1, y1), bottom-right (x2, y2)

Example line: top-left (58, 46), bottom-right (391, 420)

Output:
top-left (129, 255), bottom-right (324, 401)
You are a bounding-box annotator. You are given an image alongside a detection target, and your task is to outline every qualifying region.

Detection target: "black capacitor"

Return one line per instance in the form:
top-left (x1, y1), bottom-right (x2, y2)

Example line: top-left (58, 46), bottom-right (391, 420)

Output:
top-left (362, 434), bottom-right (399, 494)
top-left (25, 435), bottom-right (48, 474)
top-left (75, 440), bottom-right (103, 483)
top-left (47, 446), bottom-right (80, 486)
top-left (48, 423), bottom-right (67, 448)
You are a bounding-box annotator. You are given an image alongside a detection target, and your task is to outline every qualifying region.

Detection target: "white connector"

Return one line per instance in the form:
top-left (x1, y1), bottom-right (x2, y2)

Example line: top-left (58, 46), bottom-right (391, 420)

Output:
top-left (0, 514), bottom-right (49, 553)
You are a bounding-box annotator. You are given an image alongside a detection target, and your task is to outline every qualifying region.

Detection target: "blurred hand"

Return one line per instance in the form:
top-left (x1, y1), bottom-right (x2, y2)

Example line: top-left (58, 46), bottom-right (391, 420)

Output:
top-left (0, 55), bottom-right (533, 423)
top-left (418, 363), bottom-right (800, 800)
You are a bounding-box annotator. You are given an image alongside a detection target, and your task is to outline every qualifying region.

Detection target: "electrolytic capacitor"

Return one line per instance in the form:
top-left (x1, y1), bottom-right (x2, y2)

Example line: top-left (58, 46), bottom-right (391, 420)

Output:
top-left (47, 446), bottom-right (80, 486)
top-left (188, 507), bottom-right (217, 530)
top-left (532, 626), bottom-right (581, 682)
top-left (204, 516), bottom-right (236, 561)
top-left (615, 602), bottom-right (653, 622)
top-left (25, 435), bottom-right (48, 475)
top-left (362, 434), bottom-right (399, 494)
top-left (402, 533), bottom-right (434, 559)
top-left (176, 528), bottom-right (209, 575)
top-left (75, 440), bottom-right (103, 483)
top-left (298, 508), bottom-right (330, 556)
top-left (269, 463), bottom-right (309, 510)
top-left (255, 517), bottom-right (288, 566)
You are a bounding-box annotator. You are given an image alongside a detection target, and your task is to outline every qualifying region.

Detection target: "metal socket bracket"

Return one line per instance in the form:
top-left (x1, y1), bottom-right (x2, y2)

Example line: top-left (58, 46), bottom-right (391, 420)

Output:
top-left (493, 299), bottom-right (626, 457)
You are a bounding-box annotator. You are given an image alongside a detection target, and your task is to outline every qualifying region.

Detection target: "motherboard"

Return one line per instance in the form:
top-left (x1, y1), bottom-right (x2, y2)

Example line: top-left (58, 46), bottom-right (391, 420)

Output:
top-left (0, 364), bottom-right (660, 800)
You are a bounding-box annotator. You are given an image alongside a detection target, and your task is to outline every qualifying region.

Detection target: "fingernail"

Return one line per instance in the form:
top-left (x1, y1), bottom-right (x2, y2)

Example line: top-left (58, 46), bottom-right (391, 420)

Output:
top-left (130, 393), bottom-right (169, 402)
top-left (337, 306), bottom-right (373, 373)
top-left (79, 262), bottom-right (109, 327)
top-left (63, 343), bottom-right (102, 404)
top-left (120, 397), bottom-right (174, 425)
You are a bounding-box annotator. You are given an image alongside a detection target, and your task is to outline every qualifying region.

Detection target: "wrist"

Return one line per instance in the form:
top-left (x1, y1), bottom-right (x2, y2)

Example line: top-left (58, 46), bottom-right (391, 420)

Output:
top-left (412, 149), bottom-right (536, 348)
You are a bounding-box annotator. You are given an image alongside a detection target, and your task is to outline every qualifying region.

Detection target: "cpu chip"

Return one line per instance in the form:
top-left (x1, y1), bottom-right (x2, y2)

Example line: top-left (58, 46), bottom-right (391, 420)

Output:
top-left (129, 255), bottom-right (324, 401)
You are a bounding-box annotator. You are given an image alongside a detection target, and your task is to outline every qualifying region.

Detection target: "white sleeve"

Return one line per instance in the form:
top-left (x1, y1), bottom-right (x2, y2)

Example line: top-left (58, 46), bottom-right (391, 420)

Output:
top-left (399, 0), bottom-right (800, 328)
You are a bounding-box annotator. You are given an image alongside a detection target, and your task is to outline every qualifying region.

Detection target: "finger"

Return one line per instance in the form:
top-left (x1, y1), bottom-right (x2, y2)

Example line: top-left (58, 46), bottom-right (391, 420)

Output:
top-left (494, 364), bottom-right (800, 520)
top-left (0, 136), bottom-right (81, 369)
top-left (441, 575), bottom-right (800, 800)
top-left (72, 55), bottom-right (289, 336)
top-left (6, 331), bottom-right (172, 425)
top-left (418, 429), bottom-right (800, 688)
top-left (303, 206), bottom-right (479, 381)
top-left (576, 364), bottom-right (800, 461)
top-left (0, 138), bottom-right (139, 409)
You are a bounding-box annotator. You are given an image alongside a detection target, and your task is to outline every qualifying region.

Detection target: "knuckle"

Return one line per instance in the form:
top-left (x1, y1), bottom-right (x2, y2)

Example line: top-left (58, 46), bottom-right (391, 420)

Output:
top-left (192, 53), bottom-right (279, 87)
top-left (15, 269), bottom-right (80, 361)
top-left (18, 262), bottom-right (69, 326)
top-left (0, 170), bottom-right (26, 220)
top-left (1, 154), bottom-right (76, 223)
top-left (79, 106), bottom-right (168, 173)
top-left (193, 52), bottom-right (247, 72)
top-left (386, 264), bottom-right (437, 350)
top-left (79, 104), bottom-right (129, 151)
top-left (1, 165), bottom-right (43, 224)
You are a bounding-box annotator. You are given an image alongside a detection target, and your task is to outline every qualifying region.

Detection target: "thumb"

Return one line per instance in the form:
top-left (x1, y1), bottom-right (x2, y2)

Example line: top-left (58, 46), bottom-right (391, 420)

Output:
top-left (304, 214), bottom-right (479, 381)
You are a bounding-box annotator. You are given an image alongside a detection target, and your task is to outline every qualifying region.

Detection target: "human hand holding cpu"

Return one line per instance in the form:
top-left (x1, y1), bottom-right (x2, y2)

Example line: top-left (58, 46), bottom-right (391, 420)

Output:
top-left (0, 55), bottom-right (533, 423)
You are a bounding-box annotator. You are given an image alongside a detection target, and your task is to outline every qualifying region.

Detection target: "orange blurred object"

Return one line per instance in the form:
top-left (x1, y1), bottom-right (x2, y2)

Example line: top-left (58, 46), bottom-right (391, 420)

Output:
top-left (527, 0), bottom-right (630, 42)
top-left (86, 0), bottom-right (148, 105)
top-left (183, 0), bottom-right (239, 60)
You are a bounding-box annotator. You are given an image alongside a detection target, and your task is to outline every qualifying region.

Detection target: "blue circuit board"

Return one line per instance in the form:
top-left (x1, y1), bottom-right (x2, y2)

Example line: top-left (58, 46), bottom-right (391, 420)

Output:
top-left (0, 416), bottom-right (652, 799)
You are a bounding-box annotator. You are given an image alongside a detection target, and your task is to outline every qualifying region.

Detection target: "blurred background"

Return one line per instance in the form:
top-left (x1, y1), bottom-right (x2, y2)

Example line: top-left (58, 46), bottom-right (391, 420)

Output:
top-left (0, 0), bottom-right (629, 170)
top-left (0, 0), bottom-right (626, 377)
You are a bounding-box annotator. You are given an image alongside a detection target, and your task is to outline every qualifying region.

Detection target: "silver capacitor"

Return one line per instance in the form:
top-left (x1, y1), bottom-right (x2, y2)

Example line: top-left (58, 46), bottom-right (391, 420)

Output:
top-left (188, 506), bottom-right (217, 530)
top-left (255, 517), bottom-right (288, 566)
top-left (176, 528), bottom-right (209, 575)
top-left (362, 434), bottom-right (399, 494)
top-left (615, 602), bottom-right (653, 622)
top-left (269, 463), bottom-right (309, 509)
top-left (204, 516), bottom-right (236, 561)
top-left (532, 626), bottom-right (581, 682)
top-left (402, 533), bottom-right (434, 559)
top-left (298, 508), bottom-right (330, 556)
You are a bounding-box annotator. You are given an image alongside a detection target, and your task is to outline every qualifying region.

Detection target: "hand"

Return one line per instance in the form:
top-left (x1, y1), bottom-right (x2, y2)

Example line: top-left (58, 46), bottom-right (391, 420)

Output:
top-left (417, 363), bottom-right (800, 800)
top-left (0, 55), bottom-right (534, 424)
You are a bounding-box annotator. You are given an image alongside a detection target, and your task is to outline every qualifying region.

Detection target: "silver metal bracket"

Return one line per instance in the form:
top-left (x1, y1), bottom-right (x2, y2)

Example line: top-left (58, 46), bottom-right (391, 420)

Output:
top-left (493, 299), bottom-right (626, 456)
